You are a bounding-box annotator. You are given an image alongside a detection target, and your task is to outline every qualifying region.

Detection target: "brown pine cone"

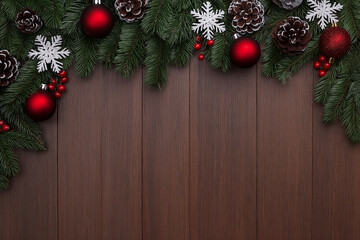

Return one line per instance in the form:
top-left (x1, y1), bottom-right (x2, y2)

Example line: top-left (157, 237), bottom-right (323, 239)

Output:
top-left (114, 0), bottom-right (148, 23)
top-left (15, 9), bottom-right (43, 34)
top-left (0, 50), bottom-right (20, 87)
top-left (228, 0), bottom-right (265, 35)
top-left (271, 16), bottom-right (311, 56)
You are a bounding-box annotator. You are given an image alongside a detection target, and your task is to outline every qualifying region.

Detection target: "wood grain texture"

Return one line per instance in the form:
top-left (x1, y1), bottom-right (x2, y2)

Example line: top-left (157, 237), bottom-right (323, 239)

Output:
top-left (312, 104), bottom-right (360, 240)
top-left (58, 67), bottom-right (103, 240)
top-left (257, 64), bottom-right (313, 240)
top-left (101, 69), bottom-right (142, 240)
top-left (189, 59), bottom-right (257, 240)
top-left (143, 66), bottom-right (190, 240)
top-left (0, 119), bottom-right (58, 240)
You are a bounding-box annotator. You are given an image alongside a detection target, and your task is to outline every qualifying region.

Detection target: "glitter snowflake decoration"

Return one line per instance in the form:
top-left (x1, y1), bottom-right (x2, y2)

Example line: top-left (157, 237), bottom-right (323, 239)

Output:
top-left (305, 0), bottom-right (343, 30)
top-left (191, 1), bottom-right (225, 40)
top-left (28, 35), bottom-right (70, 73)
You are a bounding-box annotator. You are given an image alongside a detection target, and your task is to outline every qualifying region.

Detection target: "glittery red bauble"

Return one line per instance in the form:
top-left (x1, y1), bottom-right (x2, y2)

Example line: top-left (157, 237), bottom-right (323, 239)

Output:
top-left (319, 27), bottom-right (351, 59)
top-left (81, 4), bottom-right (114, 38)
top-left (25, 90), bottom-right (56, 121)
top-left (230, 37), bottom-right (261, 68)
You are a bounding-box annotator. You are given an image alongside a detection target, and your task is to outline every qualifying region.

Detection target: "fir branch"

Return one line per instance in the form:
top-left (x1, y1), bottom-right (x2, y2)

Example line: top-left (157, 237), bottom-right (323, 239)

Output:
top-left (99, 22), bottom-right (122, 69)
top-left (0, 144), bottom-right (19, 177)
top-left (322, 78), bottom-right (350, 123)
top-left (339, 0), bottom-right (360, 41)
top-left (341, 90), bottom-right (360, 143)
top-left (61, 0), bottom-right (87, 36)
top-left (0, 169), bottom-right (9, 191)
top-left (144, 36), bottom-right (170, 89)
top-left (170, 39), bottom-right (194, 67)
top-left (141, 0), bottom-right (172, 38)
top-left (114, 22), bottom-right (145, 78)
top-left (74, 36), bottom-right (99, 78)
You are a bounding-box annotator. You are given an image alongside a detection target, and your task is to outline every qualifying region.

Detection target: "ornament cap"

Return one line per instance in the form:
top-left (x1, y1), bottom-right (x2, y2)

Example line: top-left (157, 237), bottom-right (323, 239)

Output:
top-left (40, 84), bottom-right (48, 90)
top-left (94, 0), bottom-right (101, 4)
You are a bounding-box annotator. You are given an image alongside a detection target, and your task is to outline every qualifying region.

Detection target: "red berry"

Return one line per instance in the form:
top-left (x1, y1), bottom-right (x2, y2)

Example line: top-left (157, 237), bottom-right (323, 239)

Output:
top-left (319, 70), bottom-right (327, 77)
top-left (207, 40), bottom-right (214, 46)
top-left (198, 54), bottom-right (204, 61)
top-left (194, 43), bottom-right (201, 50)
top-left (3, 124), bottom-right (10, 132)
top-left (0, 120), bottom-right (4, 125)
top-left (59, 70), bottom-right (67, 78)
top-left (55, 91), bottom-right (62, 99)
top-left (319, 55), bottom-right (327, 63)
top-left (323, 62), bottom-right (331, 70)
top-left (51, 78), bottom-right (57, 85)
top-left (48, 84), bottom-right (56, 91)
top-left (314, 61), bottom-right (322, 69)
top-left (60, 77), bottom-right (68, 83)
top-left (196, 36), bottom-right (201, 42)
top-left (58, 84), bottom-right (66, 92)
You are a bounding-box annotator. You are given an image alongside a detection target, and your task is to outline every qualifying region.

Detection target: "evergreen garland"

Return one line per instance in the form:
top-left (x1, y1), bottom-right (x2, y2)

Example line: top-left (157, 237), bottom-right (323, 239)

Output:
top-left (0, 0), bottom-right (359, 191)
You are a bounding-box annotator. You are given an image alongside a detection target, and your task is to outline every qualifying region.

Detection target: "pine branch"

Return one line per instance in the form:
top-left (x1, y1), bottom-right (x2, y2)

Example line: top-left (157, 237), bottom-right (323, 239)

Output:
top-left (141, 0), bottom-right (172, 39)
top-left (61, 0), bottom-right (87, 36)
top-left (144, 36), bottom-right (170, 89)
top-left (99, 22), bottom-right (122, 69)
top-left (0, 143), bottom-right (19, 177)
top-left (341, 91), bottom-right (360, 143)
top-left (74, 36), bottom-right (99, 78)
top-left (0, 169), bottom-right (10, 191)
top-left (114, 22), bottom-right (145, 78)
top-left (170, 39), bottom-right (194, 67)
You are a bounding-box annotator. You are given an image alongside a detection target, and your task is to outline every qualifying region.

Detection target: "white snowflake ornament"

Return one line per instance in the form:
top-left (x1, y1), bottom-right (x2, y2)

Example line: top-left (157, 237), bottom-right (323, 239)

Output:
top-left (306, 0), bottom-right (343, 30)
top-left (191, 2), bottom-right (225, 40)
top-left (28, 35), bottom-right (70, 73)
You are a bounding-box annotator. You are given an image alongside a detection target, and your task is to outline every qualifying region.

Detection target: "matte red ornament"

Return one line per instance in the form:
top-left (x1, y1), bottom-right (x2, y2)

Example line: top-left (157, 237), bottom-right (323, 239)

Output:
top-left (230, 37), bottom-right (261, 68)
top-left (319, 70), bottom-right (327, 77)
top-left (198, 54), bottom-right (204, 61)
top-left (81, 4), bottom-right (114, 38)
top-left (314, 61), bottom-right (322, 69)
top-left (323, 62), bottom-right (331, 70)
top-left (194, 43), bottom-right (201, 50)
top-left (207, 40), bottom-right (214, 46)
top-left (319, 26), bottom-right (351, 59)
top-left (25, 85), bottom-right (56, 121)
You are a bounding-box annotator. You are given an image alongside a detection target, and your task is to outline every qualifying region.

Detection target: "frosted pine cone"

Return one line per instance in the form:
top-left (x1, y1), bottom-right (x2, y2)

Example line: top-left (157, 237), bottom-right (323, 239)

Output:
top-left (0, 50), bottom-right (20, 87)
top-left (228, 0), bottom-right (265, 35)
top-left (272, 17), bottom-right (311, 55)
top-left (114, 0), bottom-right (148, 23)
top-left (15, 9), bottom-right (43, 34)
top-left (273, 0), bottom-right (303, 10)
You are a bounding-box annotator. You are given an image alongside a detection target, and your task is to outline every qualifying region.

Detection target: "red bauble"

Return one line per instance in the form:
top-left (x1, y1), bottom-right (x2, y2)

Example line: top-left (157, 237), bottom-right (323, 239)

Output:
top-left (25, 85), bottom-right (56, 121)
top-left (230, 37), bottom-right (261, 68)
top-left (81, 4), bottom-right (114, 38)
top-left (319, 27), bottom-right (351, 59)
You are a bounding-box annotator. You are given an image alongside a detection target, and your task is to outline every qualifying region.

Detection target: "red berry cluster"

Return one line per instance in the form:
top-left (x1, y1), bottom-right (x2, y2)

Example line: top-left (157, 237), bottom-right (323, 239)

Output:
top-left (314, 55), bottom-right (332, 78)
top-left (48, 70), bottom-right (68, 99)
top-left (194, 35), bottom-right (214, 61)
top-left (0, 120), bottom-right (10, 133)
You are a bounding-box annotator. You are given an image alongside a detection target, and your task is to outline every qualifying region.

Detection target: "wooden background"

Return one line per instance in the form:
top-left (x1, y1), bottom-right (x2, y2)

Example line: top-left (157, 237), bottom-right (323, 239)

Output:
top-left (0, 58), bottom-right (360, 240)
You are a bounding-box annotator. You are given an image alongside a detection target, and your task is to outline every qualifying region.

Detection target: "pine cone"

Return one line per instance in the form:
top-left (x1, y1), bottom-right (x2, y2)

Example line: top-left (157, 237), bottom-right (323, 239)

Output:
top-left (0, 50), bottom-right (20, 87)
top-left (228, 0), bottom-right (265, 35)
top-left (271, 17), bottom-right (311, 56)
top-left (272, 0), bottom-right (303, 10)
top-left (15, 8), bottom-right (43, 34)
top-left (114, 0), bottom-right (148, 23)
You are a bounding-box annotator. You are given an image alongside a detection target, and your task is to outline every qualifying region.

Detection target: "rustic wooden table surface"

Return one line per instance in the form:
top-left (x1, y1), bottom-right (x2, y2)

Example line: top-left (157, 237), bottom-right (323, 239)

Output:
top-left (0, 59), bottom-right (359, 240)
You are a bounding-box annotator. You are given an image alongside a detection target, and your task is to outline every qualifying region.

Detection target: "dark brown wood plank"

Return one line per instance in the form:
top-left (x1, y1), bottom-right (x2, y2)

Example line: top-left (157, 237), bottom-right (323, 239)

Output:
top-left (0, 119), bottom-right (58, 240)
top-left (101, 69), bottom-right (143, 240)
top-left (312, 103), bottom-right (360, 240)
top-left (58, 67), bottom-right (103, 240)
top-left (143, 66), bottom-right (190, 240)
top-left (189, 59), bottom-right (257, 240)
top-left (257, 64), bottom-right (313, 240)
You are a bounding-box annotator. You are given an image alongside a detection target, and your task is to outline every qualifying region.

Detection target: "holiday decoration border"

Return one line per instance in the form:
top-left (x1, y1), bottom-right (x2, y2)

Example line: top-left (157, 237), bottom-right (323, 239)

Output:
top-left (0, 0), bottom-right (359, 191)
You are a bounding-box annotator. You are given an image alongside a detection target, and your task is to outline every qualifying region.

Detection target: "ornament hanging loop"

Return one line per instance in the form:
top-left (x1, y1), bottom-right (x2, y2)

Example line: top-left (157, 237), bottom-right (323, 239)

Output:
top-left (94, 0), bottom-right (101, 4)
